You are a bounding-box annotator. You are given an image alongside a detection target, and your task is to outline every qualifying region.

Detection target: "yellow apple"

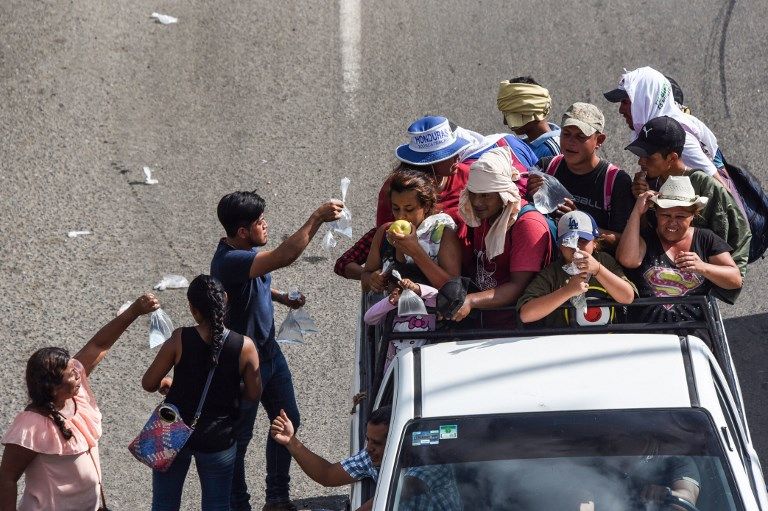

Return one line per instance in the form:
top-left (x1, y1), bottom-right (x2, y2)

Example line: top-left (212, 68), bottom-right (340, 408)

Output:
top-left (388, 220), bottom-right (412, 235)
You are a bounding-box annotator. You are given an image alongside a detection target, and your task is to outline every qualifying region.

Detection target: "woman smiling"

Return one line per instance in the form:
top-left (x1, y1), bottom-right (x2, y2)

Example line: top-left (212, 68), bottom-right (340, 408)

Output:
top-left (617, 176), bottom-right (742, 327)
top-left (0, 294), bottom-right (159, 511)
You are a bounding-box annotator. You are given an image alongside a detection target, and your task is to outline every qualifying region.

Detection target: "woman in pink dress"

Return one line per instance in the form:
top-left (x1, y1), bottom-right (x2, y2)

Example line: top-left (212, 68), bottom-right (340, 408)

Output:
top-left (0, 293), bottom-right (159, 511)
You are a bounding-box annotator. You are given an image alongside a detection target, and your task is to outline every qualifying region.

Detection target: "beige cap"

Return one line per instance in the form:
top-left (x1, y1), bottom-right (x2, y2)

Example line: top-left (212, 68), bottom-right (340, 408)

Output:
top-left (561, 102), bottom-right (605, 136)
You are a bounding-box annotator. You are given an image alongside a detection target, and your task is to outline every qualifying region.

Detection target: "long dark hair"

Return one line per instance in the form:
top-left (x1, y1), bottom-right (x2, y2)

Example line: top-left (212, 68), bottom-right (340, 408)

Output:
top-left (187, 275), bottom-right (227, 366)
top-left (26, 347), bottom-right (74, 441)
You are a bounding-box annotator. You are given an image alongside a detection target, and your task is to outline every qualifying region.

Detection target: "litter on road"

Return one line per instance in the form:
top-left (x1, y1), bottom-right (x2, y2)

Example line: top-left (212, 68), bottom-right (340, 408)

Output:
top-left (150, 12), bottom-right (178, 25)
top-left (153, 274), bottom-right (189, 291)
top-left (142, 166), bottom-right (158, 185)
top-left (67, 230), bottom-right (92, 238)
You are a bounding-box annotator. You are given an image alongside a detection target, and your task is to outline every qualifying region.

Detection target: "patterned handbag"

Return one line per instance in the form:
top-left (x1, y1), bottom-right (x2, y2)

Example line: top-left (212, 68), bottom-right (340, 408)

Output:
top-left (128, 330), bottom-right (229, 472)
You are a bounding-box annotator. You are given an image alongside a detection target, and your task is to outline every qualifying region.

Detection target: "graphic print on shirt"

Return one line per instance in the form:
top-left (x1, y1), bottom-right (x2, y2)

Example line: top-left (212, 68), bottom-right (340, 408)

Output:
top-left (474, 250), bottom-right (497, 290)
top-left (643, 265), bottom-right (704, 309)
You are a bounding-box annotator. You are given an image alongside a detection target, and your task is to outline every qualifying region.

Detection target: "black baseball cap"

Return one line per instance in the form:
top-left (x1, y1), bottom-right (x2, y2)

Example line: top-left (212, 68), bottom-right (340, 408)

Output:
top-left (665, 75), bottom-right (685, 106)
top-left (603, 85), bottom-right (629, 103)
top-left (624, 116), bottom-right (686, 158)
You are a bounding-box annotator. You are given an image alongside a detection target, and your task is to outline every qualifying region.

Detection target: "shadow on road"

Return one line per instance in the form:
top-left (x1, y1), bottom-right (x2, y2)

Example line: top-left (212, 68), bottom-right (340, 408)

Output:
top-left (724, 313), bottom-right (768, 462)
top-left (293, 494), bottom-right (349, 510)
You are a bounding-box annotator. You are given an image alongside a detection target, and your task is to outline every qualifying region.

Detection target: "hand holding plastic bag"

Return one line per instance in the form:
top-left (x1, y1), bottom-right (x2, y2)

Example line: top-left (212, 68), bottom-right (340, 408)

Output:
top-left (277, 288), bottom-right (318, 343)
top-left (529, 168), bottom-right (574, 214)
top-left (397, 289), bottom-right (428, 316)
top-left (562, 250), bottom-right (588, 315)
top-left (322, 177), bottom-right (352, 250)
top-left (149, 309), bottom-right (174, 348)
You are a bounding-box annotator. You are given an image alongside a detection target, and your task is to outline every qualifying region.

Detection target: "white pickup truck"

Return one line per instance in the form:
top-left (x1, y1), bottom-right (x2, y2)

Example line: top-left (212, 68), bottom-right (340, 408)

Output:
top-left (349, 295), bottom-right (768, 510)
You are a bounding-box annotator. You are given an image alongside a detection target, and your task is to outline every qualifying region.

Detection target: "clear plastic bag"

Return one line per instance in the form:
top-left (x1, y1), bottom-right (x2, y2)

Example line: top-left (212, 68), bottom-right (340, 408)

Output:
top-left (276, 312), bottom-right (304, 345)
top-left (392, 289), bottom-right (433, 352)
top-left (149, 309), bottom-right (174, 348)
top-left (397, 289), bottom-right (427, 316)
top-left (143, 166), bottom-right (158, 185)
top-left (322, 177), bottom-right (352, 250)
top-left (562, 251), bottom-right (587, 315)
top-left (153, 274), bottom-right (189, 291)
top-left (117, 301), bottom-right (132, 316)
top-left (151, 12), bottom-right (178, 24)
top-left (292, 307), bottom-right (318, 333)
top-left (530, 169), bottom-right (574, 214)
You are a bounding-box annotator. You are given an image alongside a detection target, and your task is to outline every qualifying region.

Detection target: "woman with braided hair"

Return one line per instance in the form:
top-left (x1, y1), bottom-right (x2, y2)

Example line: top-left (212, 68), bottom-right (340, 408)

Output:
top-left (0, 292), bottom-right (159, 511)
top-left (142, 275), bottom-right (261, 511)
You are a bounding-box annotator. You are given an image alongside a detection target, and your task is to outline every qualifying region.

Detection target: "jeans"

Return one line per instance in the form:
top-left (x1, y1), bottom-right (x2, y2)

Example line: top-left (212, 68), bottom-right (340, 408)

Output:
top-left (231, 348), bottom-right (300, 510)
top-left (152, 443), bottom-right (237, 511)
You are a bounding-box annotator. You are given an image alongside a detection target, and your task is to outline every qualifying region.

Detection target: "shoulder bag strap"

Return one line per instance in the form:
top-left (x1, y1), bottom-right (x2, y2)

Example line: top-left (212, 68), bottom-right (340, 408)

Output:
top-left (603, 164), bottom-right (620, 214)
top-left (87, 448), bottom-right (109, 511)
top-left (546, 154), bottom-right (564, 176)
top-left (190, 329), bottom-right (230, 429)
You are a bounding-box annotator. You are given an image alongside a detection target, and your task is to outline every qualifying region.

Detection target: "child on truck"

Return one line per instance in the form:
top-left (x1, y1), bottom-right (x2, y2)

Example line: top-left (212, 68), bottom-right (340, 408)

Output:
top-left (517, 211), bottom-right (636, 327)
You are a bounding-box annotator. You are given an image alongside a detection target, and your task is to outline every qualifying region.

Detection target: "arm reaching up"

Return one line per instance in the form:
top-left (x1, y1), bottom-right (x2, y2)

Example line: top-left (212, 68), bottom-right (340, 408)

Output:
top-left (75, 293), bottom-right (160, 376)
top-left (270, 410), bottom-right (356, 487)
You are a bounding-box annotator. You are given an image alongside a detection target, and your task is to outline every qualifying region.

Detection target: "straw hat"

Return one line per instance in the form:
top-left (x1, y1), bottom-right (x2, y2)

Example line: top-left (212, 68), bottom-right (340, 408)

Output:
top-left (650, 176), bottom-right (709, 210)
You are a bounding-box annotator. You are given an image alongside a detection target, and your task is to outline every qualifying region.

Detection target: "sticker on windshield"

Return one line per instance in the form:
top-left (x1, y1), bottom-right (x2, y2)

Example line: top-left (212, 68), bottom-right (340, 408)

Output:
top-left (439, 424), bottom-right (458, 439)
top-left (412, 430), bottom-right (440, 446)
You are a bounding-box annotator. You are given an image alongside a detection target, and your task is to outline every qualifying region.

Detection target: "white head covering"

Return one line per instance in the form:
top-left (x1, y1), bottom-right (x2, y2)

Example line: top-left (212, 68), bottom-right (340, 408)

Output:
top-left (620, 67), bottom-right (718, 159)
top-left (458, 146), bottom-right (521, 260)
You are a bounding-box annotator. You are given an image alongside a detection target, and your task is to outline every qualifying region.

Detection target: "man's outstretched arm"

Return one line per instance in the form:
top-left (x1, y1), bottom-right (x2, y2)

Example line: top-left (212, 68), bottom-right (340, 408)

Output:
top-left (250, 200), bottom-right (344, 278)
top-left (270, 409), bottom-right (356, 487)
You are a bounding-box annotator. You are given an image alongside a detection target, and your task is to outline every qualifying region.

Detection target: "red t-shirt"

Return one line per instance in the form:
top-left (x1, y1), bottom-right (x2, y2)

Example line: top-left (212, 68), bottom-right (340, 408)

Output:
top-left (465, 200), bottom-right (551, 290)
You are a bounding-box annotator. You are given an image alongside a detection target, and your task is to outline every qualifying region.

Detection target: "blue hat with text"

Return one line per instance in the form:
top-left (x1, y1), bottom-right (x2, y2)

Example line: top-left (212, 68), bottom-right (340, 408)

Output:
top-left (396, 116), bottom-right (473, 165)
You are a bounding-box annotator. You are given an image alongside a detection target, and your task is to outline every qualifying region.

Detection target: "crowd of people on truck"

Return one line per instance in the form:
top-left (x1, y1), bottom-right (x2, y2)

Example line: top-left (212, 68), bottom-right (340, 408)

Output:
top-left (0, 66), bottom-right (759, 511)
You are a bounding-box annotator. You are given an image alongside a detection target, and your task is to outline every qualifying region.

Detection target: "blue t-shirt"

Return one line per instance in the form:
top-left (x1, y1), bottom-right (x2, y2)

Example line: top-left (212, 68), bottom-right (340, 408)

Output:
top-left (713, 148), bottom-right (725, 169)
top-left (211, 240), bottom-right (278, 360)
top-left (527, 122), bottom-right (561, 160)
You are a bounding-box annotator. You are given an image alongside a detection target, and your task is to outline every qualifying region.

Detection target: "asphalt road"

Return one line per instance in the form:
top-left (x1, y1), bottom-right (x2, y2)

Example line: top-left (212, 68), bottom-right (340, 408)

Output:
top-left (1, 0), bottom-right (766, 508)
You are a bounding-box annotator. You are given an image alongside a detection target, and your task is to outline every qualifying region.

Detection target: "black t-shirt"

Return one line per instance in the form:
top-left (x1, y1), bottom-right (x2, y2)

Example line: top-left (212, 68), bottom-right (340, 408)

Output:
top-left (165, 327), bottom-right (244, 452)
top-left (629, 228), bottom-right (732, 323)
top-left (538, 157), bottom-right (634, 233)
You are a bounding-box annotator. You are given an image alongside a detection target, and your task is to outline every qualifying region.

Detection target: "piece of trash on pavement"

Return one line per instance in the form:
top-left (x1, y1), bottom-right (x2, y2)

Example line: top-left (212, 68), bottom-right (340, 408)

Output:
top-left (153, 274), bottom-right (189, 291)
top-left (149, 309), bottom-right (174, 348)
top-left (143, 166), bottom-right (158, 185)
top-left (117, 301), bottom-right (132, 316)
top-left (151, 12), bottom-right (178, 24)
top-left (67, 230), bottom-right (92, 238)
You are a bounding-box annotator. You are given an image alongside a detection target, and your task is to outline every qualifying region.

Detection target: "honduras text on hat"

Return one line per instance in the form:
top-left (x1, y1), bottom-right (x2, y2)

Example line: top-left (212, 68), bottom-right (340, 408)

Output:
top-left (396, 116), bottom-right (473, 165)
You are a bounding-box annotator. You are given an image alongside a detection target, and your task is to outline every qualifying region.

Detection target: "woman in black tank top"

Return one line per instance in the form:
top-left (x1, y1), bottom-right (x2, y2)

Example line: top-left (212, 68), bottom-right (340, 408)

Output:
top-left (142, 275), bottom-right (261, 511)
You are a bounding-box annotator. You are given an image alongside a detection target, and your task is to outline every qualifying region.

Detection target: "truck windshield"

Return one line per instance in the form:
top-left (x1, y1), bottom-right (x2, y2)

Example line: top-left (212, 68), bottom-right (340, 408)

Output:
top-left (387, 409), bottom-right (743, 511)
